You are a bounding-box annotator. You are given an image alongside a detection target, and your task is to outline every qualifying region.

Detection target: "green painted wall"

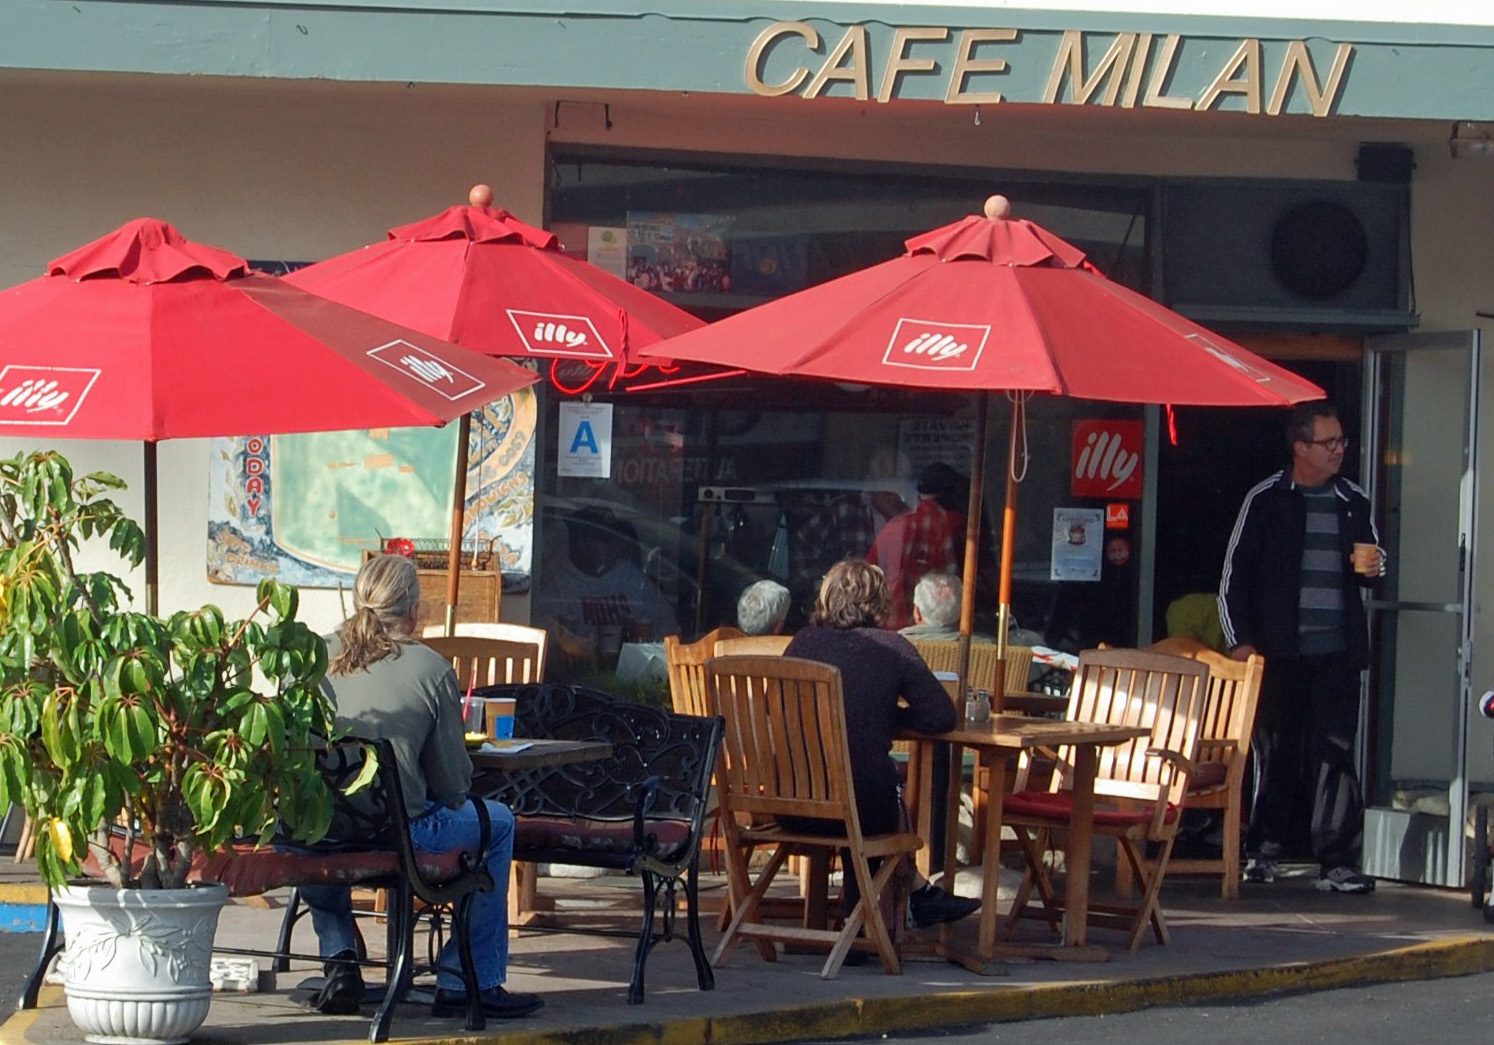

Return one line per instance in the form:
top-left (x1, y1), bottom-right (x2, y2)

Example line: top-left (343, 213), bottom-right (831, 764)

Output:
top-left (1, 1), bottom-right (1491, 120)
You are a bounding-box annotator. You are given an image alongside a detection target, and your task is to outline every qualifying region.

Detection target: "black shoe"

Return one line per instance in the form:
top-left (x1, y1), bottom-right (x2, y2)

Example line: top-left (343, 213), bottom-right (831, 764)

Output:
top-left (300, 952), bottom-right (364, 1015)
top-left (908, 884), bottom-right (981, 929)
top-left (432, 985), bottom-right (544, 1019)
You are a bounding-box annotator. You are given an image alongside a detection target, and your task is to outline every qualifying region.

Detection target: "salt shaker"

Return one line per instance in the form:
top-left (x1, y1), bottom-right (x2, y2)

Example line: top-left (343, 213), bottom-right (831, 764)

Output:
top-left (965, 689), bottom-right (991, 724)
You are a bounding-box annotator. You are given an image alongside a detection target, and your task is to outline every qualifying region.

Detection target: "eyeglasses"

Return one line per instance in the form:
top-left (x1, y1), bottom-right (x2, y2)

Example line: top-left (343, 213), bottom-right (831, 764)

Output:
top-left (1305, 436), bottom-right (1350, 451)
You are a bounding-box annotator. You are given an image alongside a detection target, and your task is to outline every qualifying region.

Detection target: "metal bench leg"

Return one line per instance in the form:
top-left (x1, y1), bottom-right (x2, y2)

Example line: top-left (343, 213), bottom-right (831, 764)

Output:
top-left (369, 890), bottom-right (411, 1045)
top-left (452, 894), bottom-right (484, 1032)
top-left (272, 887), bottom-right (301, 973)
top-left (19, 898), bottom-right (62, 1010)
top-left (683, 859), bottom-right (714, 993)
top-left (628, 870), bottom-right (660, 1005)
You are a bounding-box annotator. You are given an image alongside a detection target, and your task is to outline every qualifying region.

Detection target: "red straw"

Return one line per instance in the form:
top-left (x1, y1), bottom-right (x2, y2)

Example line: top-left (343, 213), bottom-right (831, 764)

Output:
top-left (461, 662), bottom-right (478, 725)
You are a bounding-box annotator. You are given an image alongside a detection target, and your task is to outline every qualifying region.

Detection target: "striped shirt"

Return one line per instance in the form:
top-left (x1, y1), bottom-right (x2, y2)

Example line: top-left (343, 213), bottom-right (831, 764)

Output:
top-left (1298, 483), bottom-right (1346, 655)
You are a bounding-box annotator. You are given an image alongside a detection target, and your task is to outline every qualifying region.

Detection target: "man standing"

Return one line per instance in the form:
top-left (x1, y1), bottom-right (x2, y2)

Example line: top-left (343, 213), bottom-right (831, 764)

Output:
top-left (1219, 401), bottom-right (1382, 894)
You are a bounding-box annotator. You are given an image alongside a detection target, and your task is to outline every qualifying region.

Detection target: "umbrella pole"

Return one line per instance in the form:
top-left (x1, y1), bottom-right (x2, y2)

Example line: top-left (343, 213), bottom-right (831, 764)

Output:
top-left (994, 398), bottom-right (1023, 713)
top-left (443, 412), bottom-right (473, 637)
top-left (957, 395), bottom-right (989, 702)
top-left (143, 442), bottom-right (159, 617)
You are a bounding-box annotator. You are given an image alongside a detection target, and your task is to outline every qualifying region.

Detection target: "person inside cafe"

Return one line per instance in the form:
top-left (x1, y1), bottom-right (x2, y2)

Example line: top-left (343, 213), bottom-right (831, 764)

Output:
top-left (867, 462), bottom-right (967, 630)
top-left (736, 578), bottom-right (790, 636)
top-left (1219, 400), bottom-right (1382, 895)
top-left (898, 572), bottom-right (988, 643)
top-left (299, 554), bottom-right (543, 1019)
top-left (784, 558), bottom-right (981, 930)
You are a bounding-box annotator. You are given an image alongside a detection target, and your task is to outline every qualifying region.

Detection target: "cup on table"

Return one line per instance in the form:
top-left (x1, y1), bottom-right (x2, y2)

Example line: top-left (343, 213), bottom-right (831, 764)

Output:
top-left (1351, 542), bottom-right (1381, 576)
top-left (462, 697), bottom-right (487, 734)
top-left (487, 697), bottom-right (518, 739)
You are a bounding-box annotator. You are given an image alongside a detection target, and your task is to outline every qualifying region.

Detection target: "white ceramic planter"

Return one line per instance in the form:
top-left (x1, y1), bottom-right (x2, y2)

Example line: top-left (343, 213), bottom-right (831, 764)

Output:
top-left (52, 883), bottom-right (228, 1045)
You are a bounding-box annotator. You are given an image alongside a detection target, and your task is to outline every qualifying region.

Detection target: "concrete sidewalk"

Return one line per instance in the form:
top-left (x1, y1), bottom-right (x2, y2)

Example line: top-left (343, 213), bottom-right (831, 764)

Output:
top-left (2, 865), bottom-right (1492, 1045)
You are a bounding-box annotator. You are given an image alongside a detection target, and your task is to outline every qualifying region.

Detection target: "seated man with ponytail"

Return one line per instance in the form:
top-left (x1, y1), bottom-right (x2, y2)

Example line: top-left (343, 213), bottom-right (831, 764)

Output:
top-left (299, 554), bottom-right (542, 1020)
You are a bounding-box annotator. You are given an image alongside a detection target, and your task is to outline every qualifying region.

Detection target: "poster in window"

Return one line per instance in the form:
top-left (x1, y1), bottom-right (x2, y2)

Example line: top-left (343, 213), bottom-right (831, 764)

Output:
top-left (1051, 507), bottom-right (1104, 582)
top-left (626, 212), bottom-right (732, 293)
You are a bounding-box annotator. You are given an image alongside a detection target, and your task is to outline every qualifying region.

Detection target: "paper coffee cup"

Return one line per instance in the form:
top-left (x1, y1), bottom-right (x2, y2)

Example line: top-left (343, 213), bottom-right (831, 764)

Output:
top-left (488, 697), bottom-right (518, 739)
top-left (1352, 543), bottom-right (1380, 576)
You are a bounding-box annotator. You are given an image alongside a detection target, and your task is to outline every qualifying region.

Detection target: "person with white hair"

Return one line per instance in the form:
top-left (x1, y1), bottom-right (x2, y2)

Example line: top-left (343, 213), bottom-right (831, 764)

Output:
top-left (898, 572), bottom-right (990, 643)
top-left (737, 579), bottom-right (791, 636)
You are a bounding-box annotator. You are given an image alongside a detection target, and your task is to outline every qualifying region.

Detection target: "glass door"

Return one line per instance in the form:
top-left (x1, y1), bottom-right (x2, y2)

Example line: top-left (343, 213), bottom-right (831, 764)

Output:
top-left (1361, 331), bottom-right (1481, 887)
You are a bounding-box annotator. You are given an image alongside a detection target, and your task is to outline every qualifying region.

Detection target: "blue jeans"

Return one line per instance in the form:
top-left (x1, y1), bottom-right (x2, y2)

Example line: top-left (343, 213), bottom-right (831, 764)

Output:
top-left (302, 797), bottom-right (515, 990)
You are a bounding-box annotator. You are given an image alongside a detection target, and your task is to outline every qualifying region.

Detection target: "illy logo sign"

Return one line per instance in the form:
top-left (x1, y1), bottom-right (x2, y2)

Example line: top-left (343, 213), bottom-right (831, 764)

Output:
top-left (1190, 333), bottom-right (1272, 383)
top-left (1072, 420), bottom-right (1143, 498)
top-left (881, 319), bottom-right (988, 372)
top-left (367, 341), bottom-right (484, 402)
top-left (507, 310), bottom-right (615, 361)
top-left (0, 365), bottom-right (100, 426)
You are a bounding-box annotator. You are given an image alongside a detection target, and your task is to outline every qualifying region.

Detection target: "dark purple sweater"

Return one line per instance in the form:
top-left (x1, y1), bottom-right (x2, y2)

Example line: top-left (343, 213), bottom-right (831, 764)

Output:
top-left (784, 625), bottom-right (958, 830)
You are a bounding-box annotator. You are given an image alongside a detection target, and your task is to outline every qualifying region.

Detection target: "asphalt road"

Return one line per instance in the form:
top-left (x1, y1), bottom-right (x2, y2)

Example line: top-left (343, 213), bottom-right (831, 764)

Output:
top-left (0, 932), bottom-right (42, 1012)
top-left (827, 971), bottom-right (1494, 1044)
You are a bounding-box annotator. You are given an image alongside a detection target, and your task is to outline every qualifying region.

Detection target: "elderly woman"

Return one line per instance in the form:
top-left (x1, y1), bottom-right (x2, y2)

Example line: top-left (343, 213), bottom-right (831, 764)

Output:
top-left (784, 558), bottom-right (979, 929)
top-left (299, 554), bottom-right (542, 1020)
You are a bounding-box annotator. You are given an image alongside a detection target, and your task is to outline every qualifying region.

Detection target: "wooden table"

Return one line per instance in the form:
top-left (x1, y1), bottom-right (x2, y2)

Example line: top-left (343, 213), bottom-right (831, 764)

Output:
top-left (901, 715), bottom-right (1148, 970)
top-left (468, 737), bottom-right (613, 773)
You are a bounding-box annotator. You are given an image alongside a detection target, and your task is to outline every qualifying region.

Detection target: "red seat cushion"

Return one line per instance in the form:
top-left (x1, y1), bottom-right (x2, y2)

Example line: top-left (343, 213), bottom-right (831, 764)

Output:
top-left (82, 833), bottom-right (470, 897)
top-left (1003, 790), bottom-right (1180, 829)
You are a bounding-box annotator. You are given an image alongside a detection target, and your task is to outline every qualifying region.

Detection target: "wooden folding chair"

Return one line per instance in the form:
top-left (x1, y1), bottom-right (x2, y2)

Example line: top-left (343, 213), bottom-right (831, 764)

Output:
top-left (663, 627), bottom-right (744, 717)
top-left (714, 635), bottom-right (792, 656)
top-left (1132, 645), bottom-right (1264, 899)
top-left (422, 622), bottom-right (548, 683)
top-left (706, 655), bottom-right (922, 977)
top-left (1002, 647), bottom-right (1208, 951)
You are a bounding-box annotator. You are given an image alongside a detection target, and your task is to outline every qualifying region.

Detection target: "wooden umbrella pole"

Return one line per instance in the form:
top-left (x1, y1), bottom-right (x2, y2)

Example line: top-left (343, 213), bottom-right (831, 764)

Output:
top-left (956, 394), bottom-right (989, 701)
top-left (994, 397), bottom-right (1024, 712)
top-left (143, 442), bottom-right (159, 617)
top-left (443, 412), bottom-right (473, 636)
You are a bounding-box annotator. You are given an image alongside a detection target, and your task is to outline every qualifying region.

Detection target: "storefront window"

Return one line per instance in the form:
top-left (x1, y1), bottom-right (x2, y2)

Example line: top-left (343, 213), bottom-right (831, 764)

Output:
top-left (538, 151), bottom-right (1151, 685)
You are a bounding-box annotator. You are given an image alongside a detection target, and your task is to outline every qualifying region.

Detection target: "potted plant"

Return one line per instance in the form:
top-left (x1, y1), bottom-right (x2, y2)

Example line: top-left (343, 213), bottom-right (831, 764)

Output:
top-left (0, 449), bottom-right (339, 1044)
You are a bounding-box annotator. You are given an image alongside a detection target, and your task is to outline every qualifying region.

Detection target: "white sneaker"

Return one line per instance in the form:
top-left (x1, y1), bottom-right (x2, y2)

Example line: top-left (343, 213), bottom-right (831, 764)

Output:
top-left (1243, 856), bottom-right (1279, 883)
top-left (1316, 866), bottom-right (1375, 893)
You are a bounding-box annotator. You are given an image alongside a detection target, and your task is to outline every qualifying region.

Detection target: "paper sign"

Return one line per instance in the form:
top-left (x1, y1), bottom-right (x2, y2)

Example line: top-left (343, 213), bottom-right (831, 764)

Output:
top-left (587, 226), bottom-right (628, 280)
top-left (558, 401), bottom-right (613, 478)
top-left (1051, 507), bottom-right (1104, 582)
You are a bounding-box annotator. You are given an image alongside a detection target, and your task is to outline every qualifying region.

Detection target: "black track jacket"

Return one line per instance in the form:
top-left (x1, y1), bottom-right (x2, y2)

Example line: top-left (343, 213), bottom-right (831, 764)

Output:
top-left (1218, 470), bottom-right (1381, 669)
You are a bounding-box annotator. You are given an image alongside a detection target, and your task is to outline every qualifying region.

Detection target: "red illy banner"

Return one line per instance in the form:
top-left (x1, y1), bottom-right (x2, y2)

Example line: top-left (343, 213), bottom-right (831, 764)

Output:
top-left (1072, 420), bottom-right (1144, 499)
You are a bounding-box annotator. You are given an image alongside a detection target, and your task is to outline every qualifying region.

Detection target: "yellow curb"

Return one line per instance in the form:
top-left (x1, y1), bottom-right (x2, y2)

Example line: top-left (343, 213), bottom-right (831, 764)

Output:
top-left (391, 935), bottom-right (1494, 1045)
top-left (2, 936), bottom-right (1489, 1044)
top-left (0, 985), bottom-right (58, 1045)
top-left (0, 885), bottom-right (48, 907)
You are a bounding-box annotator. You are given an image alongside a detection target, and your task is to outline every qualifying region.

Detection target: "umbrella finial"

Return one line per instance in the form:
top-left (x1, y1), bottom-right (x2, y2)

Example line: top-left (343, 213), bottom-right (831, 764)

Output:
top-left (983, 195), bottom-right (1012, 220)
top-left (468, 183), bottom-right (494, 208)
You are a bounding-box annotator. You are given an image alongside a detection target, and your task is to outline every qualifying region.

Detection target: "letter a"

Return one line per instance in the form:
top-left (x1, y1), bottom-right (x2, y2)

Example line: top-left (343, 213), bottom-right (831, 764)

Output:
top-left (569, 420), bottom-right (599, 454)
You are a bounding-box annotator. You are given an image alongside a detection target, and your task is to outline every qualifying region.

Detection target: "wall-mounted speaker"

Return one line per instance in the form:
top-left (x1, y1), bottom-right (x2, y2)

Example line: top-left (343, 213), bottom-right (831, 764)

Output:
top-left (1161, 180), bottom-right (1408, 322)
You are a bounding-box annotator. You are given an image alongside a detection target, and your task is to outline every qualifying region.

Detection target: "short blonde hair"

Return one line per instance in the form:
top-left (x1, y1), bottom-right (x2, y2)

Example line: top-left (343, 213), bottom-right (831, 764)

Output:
top-left (811, 559), bottom-right (889, 630)
top-left (330, 554), bottom-right (420, 675)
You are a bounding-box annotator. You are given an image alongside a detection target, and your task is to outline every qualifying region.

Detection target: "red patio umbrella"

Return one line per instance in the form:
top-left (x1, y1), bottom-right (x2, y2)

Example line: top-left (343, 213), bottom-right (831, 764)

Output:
top-left (0, 217), bottom-right (538, 613)
top-left (285, 185), bottom-right (712, 633)
top-left (643, 196), bottom-right (1324, 705)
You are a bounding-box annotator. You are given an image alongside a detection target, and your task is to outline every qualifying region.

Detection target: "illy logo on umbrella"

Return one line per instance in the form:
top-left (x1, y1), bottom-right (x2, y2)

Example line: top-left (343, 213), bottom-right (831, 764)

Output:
top-left (882, 319), bottom-right (988, 372)
top-left (1189, 333), bottom-right (1272, 383)
top-left (0, 365), bottom-right (100, 426)
top-left (507, 310), bottom-right (616, 361)
top-left (367, 341), bottom-right (485, 402)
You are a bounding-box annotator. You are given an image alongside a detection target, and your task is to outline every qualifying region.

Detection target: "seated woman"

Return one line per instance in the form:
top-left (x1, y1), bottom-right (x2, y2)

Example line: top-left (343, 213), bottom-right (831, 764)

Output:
top-left (300, 554), bottom-right (542, 1020)
top-left (784, 558), bottom-right (980, 929)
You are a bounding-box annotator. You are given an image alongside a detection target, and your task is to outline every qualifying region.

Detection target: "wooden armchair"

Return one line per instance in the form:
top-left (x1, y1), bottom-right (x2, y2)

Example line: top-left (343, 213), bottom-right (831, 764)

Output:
top-left (663, 627), bottom-right (744, 717)
top-left (1135, 644), bottom-right (1264, 899)
top-left (714, 635), bottom-right (792, 657)
top-left (1003, 648), bottom-right (1208, 951)
top-left (706, 655), bottom-right (922, 977)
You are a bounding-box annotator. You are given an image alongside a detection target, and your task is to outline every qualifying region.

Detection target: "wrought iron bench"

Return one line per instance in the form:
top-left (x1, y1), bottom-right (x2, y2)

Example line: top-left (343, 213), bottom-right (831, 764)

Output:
top-left (472, 682), bottom-right (723, 1004)
top-left (20, 737), bottom-right (494, 1044)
